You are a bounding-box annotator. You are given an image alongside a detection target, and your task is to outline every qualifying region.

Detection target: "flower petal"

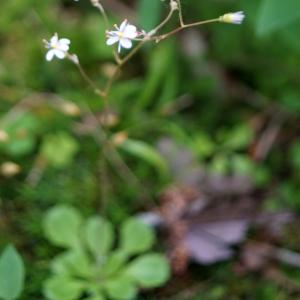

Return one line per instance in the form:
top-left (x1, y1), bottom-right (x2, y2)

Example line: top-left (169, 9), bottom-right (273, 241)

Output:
top-left (106, 36), bottom-right (119, 45)
top-left (50, 34), bottom-right (58, 45)
top-left (58, 42), bottom-right (70, 51)
top-left (59, 38), bottom-right (70, 45)
top-left (120, 38), bottom-right (132, 49)
top-left (119, 19), bottom-right (128, 32)
top-left (124, 25), bottom-right (137, 39)
top-left (54, 49), bottom-right (66, 59)
top-left (46, 49), bottom-right (55, 61)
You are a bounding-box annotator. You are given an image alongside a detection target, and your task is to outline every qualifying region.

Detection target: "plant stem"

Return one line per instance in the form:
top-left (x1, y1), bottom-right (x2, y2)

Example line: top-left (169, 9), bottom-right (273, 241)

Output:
top-left (150, 18), bottom-right (220, 42)
top-left (70, 55), bottom-right (105, 97)
top-left (93, 2), bottom-right (110, 29)
top-left (176, 0), bottom-right (185, 27)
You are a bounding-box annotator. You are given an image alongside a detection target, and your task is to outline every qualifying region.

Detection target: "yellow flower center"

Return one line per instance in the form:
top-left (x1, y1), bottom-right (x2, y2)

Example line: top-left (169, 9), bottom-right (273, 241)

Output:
top-left (221, 14), bottom-right (233, 23)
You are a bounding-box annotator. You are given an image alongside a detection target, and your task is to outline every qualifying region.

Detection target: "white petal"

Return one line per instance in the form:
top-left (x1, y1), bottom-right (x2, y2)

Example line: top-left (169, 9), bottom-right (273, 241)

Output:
top-left (124, 25), bottom-right (137, 39)
top-left (120, 38), bottom-right (132, 49)
top-left (50, 34), bottom-right (58, 45)
top-left (46, 49), bottom-right (55, 61)
top-left (109, 31), bottom-right (120, 36)
top-left (59, 38), bottom-right (70, 45)
top-left (119, 20), bottom-right (128, 32)
top-left (106, 36), bottom-right (119, 45)
top-left (58, 42), bottom-right (70, 51)
top-left (54, 49), bottom-right (66, 59)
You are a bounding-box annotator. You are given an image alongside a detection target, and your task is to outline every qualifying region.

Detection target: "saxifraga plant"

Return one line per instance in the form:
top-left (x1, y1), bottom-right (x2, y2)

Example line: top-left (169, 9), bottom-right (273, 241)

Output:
top-left (41, 2), bottom-right (245, 299)
top-left (43, 205), bottom-right (170, 300)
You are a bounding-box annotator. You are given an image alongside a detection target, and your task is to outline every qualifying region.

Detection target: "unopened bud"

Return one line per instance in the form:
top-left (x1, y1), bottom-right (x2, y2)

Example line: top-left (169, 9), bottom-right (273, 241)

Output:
top-left (111, 131), bottom-right (128, 146)
top-left (1, 162), bottom-right (21, 177)
top-left (170, 0), bottom-right (178, 11)
top-left (60, 102), bottom-right (81, 116)
top-left (90, 0), bottom-right (99, 6)
top-left (98, 111), bottom-right (119, 127)
top-left (0, 130), bottom-right (9, 143)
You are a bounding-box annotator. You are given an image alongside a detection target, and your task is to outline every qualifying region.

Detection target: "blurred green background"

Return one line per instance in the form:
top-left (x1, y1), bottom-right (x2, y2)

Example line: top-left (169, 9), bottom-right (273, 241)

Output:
top-left (2, 0), bottom-right (300, 299)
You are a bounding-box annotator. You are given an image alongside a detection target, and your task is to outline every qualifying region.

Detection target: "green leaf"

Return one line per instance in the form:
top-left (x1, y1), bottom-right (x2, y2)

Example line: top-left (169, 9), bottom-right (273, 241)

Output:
top-left (222, 124), bottom-right (253, 151)
top-left (120, 218), bottom-right (155, 255)
top-left (119, 139), bottom-right (168, 176)
top-left (290, 141), bottom-right (300, 169)
top-left (210, 154), bottom-right (229, 175)
top-left (104, 275), bottom-right (137, 300)
top-left (256, 0), bottom-right (300, 35)
top-left (280, 89), bottom-right (300, 113)
top-left (136, 42), bottom-right (173, 110)
top-left (1, 112), bottom-right (40, 157)
top-left (125, 253), bottom-right (170, 288)
top-left (192, 133), bottom-right (215, 158)
top-left (40, 132), bottom-right (79, 168)
top-left (138, 0), bottom-right (162, 31)
top-left (62, 250), bottom-right (93, 278)
top-left (44, 205), bottom-right (82, 249)
top-left (231, 154), bottom-right (254, 176)
top-left (43, 276), bottom-right (85, 300)
top-left (50, 253), bottom-right (72, 276)
top-left (102, 251), bottom-right (127, 277)
top-left (85, 295), bottom-right (105, 300)
top-left (0, 245), bottom-right (25, 300)
top-left (84, 217), bottom-right (114, 258)
top-left (51, 250), bottom-right (93, 278)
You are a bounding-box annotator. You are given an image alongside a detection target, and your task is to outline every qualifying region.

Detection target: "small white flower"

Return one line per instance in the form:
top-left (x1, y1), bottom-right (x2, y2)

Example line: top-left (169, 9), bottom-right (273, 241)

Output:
top-left (106, 20), bottom-right (138, 53)
top-left (44, 33), bottom-right (71, 61)
top-left (219, 11), bottom-right (245, 25)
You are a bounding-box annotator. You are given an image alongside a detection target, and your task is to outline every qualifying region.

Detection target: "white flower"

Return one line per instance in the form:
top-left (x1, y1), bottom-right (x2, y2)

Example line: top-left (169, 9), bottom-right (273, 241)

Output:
top-left (44, 33), bottom-right (71, 61)
top-left (106, 20), bottom-right (138, 53)
top-left (219, 11), bottom-right (245, 25)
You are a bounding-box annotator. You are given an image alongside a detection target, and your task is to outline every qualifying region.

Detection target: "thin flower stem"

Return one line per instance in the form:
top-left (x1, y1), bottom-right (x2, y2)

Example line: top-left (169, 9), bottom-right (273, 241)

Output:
top-left (103, 67), bottom-right (119, 96)
top-left (70, 56), bottom-right (105, 97)
top-left (176, 0), bottom-right (185, 27)
top-left (183, 18), bottom-right (220, 28)
top-left (119, 41), bottom-right (145, 66)
top-left (150, 18), bottom-right (220, 42)
top-left (149, 7), bottom-right (175, 36)
top-left (93, 2), bottom-right (110, 29)
top-left (113, 50), bottom-right (121, 64)
top-left (81, 102), bottom-right (155, 205)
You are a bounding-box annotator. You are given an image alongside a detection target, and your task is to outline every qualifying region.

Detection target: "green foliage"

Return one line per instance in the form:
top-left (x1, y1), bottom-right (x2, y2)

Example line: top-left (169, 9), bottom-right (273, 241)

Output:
top-left (44, 277), bottom-right (85, 300)
top-left (0, 112), bottom-right (40, 157)
top-left (43, 205), bottom-right (170, 300)
top-left (137, 0), bottom-right (162, 31)
top-left (40, 132), bottom-right (79, 168)
top-left (119, 139), bottom-right (168, 177)
top-left (0, 245), bottom-right (25, 300)
top-left (44, 205), bottom-right (83, 249)
top-left (256, 0), bottom-right (300, 35)
top-left (290, 141), bottom-right (300, 169)
top-left (84, 217), bottom-right (114, 257)
top-left (125, 253), bottom-right (170, 288)
top-left (119, 218), bottom-right (155, 255)
top-left (2, 0), bottom-right (300, 298)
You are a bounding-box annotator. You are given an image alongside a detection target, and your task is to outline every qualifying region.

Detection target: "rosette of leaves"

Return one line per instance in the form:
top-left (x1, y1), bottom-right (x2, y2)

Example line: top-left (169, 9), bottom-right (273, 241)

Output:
top-left (0, 245), bottom-right (25, 300)
top-left (43, 205), bottom-right (170, 300)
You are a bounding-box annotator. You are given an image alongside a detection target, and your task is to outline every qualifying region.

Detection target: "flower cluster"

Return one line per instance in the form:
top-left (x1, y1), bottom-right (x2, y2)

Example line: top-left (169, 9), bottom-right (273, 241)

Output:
top-left (43, 4), bottom-right (245, 60)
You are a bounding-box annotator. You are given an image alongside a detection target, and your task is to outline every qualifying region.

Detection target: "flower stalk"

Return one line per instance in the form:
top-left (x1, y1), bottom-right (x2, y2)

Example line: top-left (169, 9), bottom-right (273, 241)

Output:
top-left (44, 0), bottom-right (245, 109)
